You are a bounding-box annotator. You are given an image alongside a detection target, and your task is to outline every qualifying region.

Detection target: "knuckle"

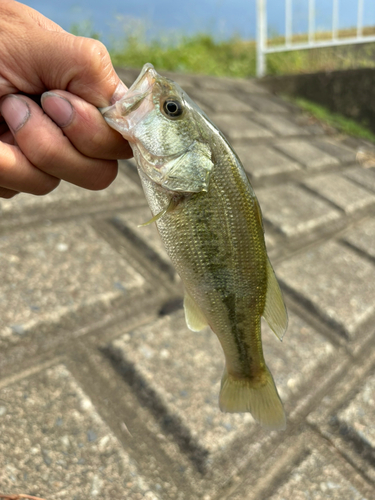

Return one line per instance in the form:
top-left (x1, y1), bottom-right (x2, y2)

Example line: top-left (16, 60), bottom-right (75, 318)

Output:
top-left (74, 37), bottom-right (116, 106)
top-left (31, 132), bottom-right (63, 168)
top-left (80, 38), bottom-right (111, 74)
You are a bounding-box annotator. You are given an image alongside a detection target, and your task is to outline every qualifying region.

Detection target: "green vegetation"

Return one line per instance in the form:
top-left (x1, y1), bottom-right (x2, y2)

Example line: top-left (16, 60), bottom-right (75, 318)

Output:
top-left (70, 20), bottom-right (375, 78)
top-left (290, 97), bottom-right (375, 142)
top-left (70, 20), bottom-right (101, 40)
top-left (109, 35), bottom-right (375, 78)
top-left (110, 34), bottom-right (257, 77)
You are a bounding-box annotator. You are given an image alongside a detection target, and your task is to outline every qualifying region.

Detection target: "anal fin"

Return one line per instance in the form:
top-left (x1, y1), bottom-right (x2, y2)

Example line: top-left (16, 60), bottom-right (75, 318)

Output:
top-left (183, 292), bottom-right (208, 332)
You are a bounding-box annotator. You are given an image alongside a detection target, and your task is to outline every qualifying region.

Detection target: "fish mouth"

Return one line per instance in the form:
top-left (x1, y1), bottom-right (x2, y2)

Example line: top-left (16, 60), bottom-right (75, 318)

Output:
top-left (100, 63), bottom-right (157, 139)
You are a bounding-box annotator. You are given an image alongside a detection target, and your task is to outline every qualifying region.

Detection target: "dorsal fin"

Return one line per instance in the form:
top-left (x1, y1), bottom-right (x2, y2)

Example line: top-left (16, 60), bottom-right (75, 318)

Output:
top-left (263, 258), bottom-right (288, 341)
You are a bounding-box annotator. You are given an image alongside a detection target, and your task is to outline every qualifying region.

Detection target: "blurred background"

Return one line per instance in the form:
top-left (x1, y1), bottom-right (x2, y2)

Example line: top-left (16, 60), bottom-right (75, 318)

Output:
top-left (22, 0), bottom-right (375, 77)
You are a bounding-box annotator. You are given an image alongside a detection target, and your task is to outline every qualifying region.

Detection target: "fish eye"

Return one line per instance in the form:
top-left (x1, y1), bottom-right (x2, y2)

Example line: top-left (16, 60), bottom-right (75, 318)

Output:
top-left (163, 99), bottom-right (183, 118)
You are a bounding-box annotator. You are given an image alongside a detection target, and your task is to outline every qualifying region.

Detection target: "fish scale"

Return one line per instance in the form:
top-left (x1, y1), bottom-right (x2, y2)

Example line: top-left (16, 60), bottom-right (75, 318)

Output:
top-left (102, 63), bottom-right (288, 430)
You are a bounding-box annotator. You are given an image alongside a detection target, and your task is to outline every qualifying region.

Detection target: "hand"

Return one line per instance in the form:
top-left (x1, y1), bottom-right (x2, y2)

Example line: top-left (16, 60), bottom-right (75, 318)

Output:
top-left (0, 0), bottom-right (132, 199)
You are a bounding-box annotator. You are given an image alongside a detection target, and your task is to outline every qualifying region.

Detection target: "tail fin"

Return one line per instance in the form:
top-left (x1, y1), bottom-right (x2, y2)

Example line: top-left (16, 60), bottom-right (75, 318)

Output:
top-left (219, 366), bottom-right (286, 431)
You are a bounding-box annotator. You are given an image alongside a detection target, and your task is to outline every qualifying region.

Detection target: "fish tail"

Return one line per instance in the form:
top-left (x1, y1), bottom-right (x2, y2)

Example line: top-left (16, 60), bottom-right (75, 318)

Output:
top-left (219, 366), bottom-right (286, 431)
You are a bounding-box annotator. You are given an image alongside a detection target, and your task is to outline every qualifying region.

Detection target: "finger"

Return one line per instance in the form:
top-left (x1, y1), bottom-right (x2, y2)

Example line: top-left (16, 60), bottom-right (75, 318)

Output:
top-left (1, 94), bottom-right (118, 190)
top-left (41, 90), bottom-right (132, 160)
top-left (0, 141), bottom-right (60, 195)
top-left (36, 35), bottom-right (127, 107)
top-left (0, 186), bottom-right (19, 199)
top-left (1, 2), bottom-right (127, 105)
top-left (1, 130), bottom-right (15, 145)
top-left (0, 122), bottom-right (9, 135)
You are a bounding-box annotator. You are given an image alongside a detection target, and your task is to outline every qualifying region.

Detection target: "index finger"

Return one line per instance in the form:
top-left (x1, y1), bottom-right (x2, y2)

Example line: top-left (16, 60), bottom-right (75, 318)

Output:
top-left (41, 90), bottom-right (132, 160)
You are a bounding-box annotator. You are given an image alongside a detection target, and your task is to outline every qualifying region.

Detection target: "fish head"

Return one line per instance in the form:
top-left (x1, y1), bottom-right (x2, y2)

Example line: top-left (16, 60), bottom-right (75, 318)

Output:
top-left (102, 63), bottom-right (214, 193)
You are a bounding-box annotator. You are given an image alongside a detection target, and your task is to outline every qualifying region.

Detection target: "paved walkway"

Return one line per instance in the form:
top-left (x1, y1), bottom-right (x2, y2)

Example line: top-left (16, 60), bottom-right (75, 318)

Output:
top-left (0, 68), bottom-right (374, 499)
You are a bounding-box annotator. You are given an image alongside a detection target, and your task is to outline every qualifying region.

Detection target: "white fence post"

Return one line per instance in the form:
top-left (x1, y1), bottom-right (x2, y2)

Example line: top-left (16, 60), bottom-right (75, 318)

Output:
top-left (256, 0), bottom-right (266, 77)
top-left (357, 0), bottom-right (364, 38)
top-left (255, 0), bottom-right (375, 79)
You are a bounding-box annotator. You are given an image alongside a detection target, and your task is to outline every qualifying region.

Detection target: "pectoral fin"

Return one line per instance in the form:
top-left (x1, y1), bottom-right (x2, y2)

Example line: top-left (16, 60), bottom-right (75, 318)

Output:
top-left (183, 292), bottom-right (208, 332)
top-left (138, 197), bottom-right (179, 227)
top-left (263, 258), bottom-right (288, 341)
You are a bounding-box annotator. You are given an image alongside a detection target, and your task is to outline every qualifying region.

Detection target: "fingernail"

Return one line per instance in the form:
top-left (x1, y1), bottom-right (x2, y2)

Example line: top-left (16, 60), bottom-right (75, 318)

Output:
top-left (110, 81), bottom-right (128, 104)
top-left (1, 95), bottom-right (30, 132)
top-left (41, 92), bottom-right (74, 127)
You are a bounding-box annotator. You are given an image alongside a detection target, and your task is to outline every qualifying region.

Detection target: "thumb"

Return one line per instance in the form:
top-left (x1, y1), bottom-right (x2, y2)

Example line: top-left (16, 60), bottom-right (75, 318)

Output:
top-left (0, 1), bottom-right (127, 107)
top-left (35, 33), bottom-right (127, 107)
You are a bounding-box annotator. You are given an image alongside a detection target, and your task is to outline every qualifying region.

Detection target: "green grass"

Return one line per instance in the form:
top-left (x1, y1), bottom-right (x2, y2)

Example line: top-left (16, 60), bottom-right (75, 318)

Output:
top-left (109, 35), bottom-right (375, 78)
top-left (70, 21), bottom-right (375, 78)
top-left (291, 97), bottom-right (375, 142)
top-left (109, 34), bottom-right (257, 78)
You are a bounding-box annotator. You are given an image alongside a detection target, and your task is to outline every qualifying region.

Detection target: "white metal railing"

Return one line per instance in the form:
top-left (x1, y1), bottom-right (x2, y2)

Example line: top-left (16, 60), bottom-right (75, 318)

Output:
top-left (256, 0), bottom-right (375, 77)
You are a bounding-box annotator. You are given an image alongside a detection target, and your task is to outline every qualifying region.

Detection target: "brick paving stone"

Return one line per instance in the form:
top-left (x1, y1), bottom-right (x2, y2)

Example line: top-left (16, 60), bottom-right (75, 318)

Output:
top-left (196, 76), bottom-right (268, 94)
top-left (275, 140), bottom-right (340, 169)
top-left (112, 208), bottom-right (179, 280)
top-left (0, 221), bottom-right (145, 346)
top-left (235, 145), bottom-right (301, 180)
top-left (253, 114), bottom-right (310, 136)
top-left (211, 114), bottom-right (273, 141)
top-left (313, 139), bottom-right (357, 163)
top-left (262, 312), bottom-right (334, 402)
top-left (163, 74), bottom-right (198, 92)
top-left (344, 166), bottom-right (375, 192)
top-left (276, 240), bottom-right (375, 337)
top-left (119, 68), bottom-right (200, 92)
top-left (268, 451), bottom-right (368, 500)
top-left (337, 373), bottom-right (375, 449)
top-left (256, 184), bottom-right (342, 237)
top-left (189, 91), bottom-right (254, 113)
top-left (303, 173), bottom-right (375, 214)
top-left (118, 67), bottom-right (204, 95)
top-left (356, 148), bottom-right (375, 168)
top-left (295, 115), bottom-right (327, 136)
top-left (2, 68), bottom-right (374, 499)
top-left (108, 309), bottom-right (333, 458)
top-left (116, 67), bottom-right (140, 88)
top-left (109, 311), bottom-right (253, 457)
top-left (343, 217), bottom-right (375, 260)
top-left (243, 96), bottom-right (290, 114)
top-left (0, 364), bottom-right (159, 499)
top-left (0, 172), bottom-right (142, 221)
top-left (264, 232), bottom-right (277, 252)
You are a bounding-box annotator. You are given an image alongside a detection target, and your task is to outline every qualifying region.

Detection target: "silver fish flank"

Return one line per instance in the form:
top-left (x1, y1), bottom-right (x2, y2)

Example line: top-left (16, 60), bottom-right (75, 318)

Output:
top-left (102, 64), bottom-right (288, 430)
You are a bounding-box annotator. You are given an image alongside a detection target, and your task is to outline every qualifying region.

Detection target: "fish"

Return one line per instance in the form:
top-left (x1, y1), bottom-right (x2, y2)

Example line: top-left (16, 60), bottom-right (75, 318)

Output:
top-left (101, 63), bottom-right (288, 430)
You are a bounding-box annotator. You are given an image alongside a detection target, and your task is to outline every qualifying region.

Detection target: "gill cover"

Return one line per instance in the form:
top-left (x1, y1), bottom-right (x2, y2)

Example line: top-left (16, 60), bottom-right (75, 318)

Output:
top-left (101, 63), bottom-right (214, 194)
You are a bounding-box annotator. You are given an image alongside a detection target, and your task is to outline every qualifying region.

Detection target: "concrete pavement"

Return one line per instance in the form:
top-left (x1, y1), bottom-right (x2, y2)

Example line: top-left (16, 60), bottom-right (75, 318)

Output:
top-left (0, 67), bottom-right (374, 499)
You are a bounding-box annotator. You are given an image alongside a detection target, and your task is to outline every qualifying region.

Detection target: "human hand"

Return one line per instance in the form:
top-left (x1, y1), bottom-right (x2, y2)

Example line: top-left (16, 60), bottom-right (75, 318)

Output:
top-left (0, 0), bottom-right (132, 199)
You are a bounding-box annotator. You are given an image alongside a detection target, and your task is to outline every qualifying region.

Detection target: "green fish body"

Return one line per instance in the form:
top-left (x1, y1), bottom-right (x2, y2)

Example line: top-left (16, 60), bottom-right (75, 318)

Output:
top-left (102, 64), bottom-right (288, 430)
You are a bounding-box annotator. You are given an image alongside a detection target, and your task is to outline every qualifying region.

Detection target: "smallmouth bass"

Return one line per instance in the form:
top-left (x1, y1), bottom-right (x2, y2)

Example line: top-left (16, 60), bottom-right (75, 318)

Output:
top-left (102, 64), bottom-right (288, 430)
